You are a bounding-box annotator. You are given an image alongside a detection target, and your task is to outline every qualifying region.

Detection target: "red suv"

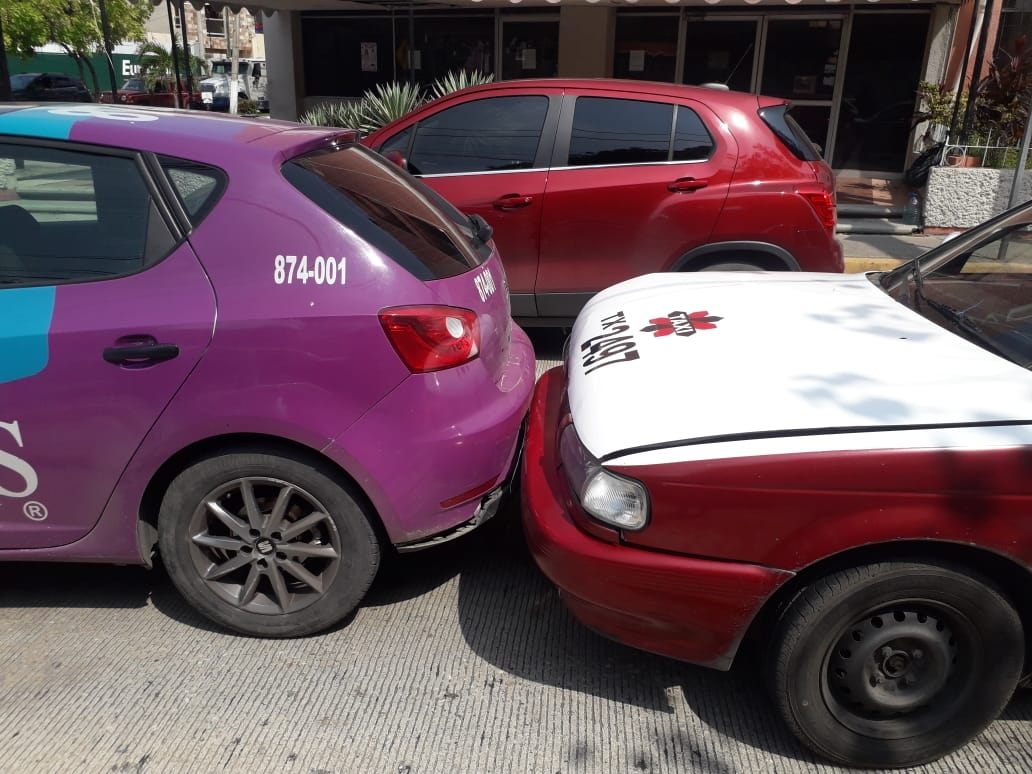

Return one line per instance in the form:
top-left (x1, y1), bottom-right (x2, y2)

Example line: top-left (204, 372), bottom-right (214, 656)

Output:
top-left (364, 79), bottom-right (842, 321)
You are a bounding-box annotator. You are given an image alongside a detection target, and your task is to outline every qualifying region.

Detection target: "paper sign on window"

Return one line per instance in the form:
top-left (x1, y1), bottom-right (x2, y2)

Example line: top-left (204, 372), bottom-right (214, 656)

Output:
top-left (629, 51), bottom-right (645, 72)
top-left (361, 42), bottom-right (377, 72)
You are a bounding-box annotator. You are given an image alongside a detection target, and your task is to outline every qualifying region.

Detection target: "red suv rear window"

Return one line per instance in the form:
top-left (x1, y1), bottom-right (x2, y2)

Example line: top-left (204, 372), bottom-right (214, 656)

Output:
top-left (758, 104), bottom-right (823, 161)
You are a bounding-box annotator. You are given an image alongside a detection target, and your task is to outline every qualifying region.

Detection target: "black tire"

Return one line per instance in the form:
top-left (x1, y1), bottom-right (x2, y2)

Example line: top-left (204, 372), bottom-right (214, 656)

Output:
top-left (769, 561), bottom-right (1023, 768)
top-left (157, 451), bottom-right (380, 638)
top-left (698, 261), bottom-right (764, 271)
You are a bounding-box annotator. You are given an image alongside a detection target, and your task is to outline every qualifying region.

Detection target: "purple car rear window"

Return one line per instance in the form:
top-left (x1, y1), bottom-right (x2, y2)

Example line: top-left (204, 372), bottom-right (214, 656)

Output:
top-left (284, 144), bottom-right (483, 281)
top-left (159, 156), bottom-right (226, 226)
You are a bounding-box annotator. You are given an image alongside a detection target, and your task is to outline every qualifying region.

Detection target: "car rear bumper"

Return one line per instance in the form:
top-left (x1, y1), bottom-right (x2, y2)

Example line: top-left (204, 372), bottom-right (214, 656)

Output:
top-left (328, 324), bottom-right (536, 545)
top-left (521, 366), bottom-right (792, 670)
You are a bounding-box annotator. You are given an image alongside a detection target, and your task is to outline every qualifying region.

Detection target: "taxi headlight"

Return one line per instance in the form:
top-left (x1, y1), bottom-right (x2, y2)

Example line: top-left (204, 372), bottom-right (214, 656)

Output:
top-left (559, 424), bottom-right (649, 530)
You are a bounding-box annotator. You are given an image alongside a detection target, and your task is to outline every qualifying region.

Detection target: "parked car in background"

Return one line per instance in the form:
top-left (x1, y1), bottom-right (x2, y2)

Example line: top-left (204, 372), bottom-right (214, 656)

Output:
top-left (522, 202), bottom-right (1032, 768)
top-left (0, 103), bottom-right (533, 638)
top-left (99, 77), bottom-right (201, 109)
top-left (10, 73), bottom-right (92, 103)
top-left (364, 79), bottom-right (842, 321)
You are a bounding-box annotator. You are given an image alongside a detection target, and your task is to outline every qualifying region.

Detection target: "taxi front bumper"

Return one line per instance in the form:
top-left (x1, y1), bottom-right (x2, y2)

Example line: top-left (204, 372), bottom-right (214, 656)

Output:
top-left (520, 366), bottom-right (792, 670)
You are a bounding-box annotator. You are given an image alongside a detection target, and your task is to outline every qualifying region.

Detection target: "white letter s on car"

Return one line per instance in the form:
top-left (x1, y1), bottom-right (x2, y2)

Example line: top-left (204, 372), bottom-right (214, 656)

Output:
top-left (0, 420), bottom-right (39, 498)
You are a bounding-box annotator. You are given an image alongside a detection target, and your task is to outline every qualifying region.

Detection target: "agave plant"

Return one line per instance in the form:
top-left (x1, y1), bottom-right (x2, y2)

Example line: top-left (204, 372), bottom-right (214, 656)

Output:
top-left (428, 70), bottom-right (494, 101)
top-left (360, 81), bottom-right (425, 134)
top-left (298, 100), bottom-right (366, 130)
top-left (299, 70), bottom-right (495, 134)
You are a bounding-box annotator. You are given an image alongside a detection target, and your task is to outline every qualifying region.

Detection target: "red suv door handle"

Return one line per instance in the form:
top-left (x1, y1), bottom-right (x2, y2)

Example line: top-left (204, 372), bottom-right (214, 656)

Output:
top-left (668, 177), bottom-right (709, 193)
top-left (493, 194), bottom-right (534, 210)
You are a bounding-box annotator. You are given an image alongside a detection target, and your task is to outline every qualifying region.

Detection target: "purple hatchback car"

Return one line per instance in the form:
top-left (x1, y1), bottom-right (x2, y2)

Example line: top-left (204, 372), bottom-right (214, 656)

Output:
top-left (0, 104), bottom-right (534, 637)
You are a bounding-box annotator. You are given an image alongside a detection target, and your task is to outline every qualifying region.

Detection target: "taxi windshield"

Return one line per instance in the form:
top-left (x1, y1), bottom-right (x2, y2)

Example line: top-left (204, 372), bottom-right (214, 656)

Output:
top-left (881, 205), bottom-right (1032, 369)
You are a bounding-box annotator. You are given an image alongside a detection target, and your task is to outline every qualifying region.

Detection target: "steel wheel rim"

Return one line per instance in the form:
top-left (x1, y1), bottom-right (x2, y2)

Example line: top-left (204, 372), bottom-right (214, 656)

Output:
top-left (820, 600), bottom-right (980, 740)
top-left (186, 476), bottom-right (342, 616)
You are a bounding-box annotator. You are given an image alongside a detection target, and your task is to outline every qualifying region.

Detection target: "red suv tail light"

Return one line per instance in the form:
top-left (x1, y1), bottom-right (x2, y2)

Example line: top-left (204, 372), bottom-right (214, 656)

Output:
top-left (379, 305), bottom-right (480, 373)
top-left (797, 188), bottom-right (837, 233)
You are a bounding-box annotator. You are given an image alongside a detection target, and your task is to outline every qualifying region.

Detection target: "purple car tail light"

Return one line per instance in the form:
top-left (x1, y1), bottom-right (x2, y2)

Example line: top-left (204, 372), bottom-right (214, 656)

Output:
top-left (379, 305), bottom-right (480, 373)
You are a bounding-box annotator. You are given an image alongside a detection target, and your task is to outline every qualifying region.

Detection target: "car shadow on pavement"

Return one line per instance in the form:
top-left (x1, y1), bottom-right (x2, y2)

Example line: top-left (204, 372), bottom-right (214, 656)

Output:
top-left (145, 547), bottom-right (471, 638)
top-left (0, 557), bottom-right (274, 637)
top-left (0, 562), bottom-right (152, 610)
top-left (1001, 686), bottom-right (1032, 720)
top-left (362, 542), bottom-right (467, 607)
top-left (451, 501), bottom-right (826, 767)
top-left (452, 507), bottom-right (1032, 768)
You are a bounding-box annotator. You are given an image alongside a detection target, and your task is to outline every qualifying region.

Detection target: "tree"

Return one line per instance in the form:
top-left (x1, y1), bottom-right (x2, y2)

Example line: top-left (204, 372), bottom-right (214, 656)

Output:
top-left (137, 40), bottom-right (207, 88)
top-left (0, 10), bottom-right (11, 101)
top-left (1, 0), bottom-right (150, 96)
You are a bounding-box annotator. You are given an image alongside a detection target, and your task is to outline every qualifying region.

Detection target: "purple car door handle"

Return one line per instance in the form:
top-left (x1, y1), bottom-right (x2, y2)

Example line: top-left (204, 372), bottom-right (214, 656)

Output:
top-left (668, 177), bottom-right (709, 193)
top-left (103, 339), bottom-right (180, 366)
top-left (493, 194), bottom-right (534, 210)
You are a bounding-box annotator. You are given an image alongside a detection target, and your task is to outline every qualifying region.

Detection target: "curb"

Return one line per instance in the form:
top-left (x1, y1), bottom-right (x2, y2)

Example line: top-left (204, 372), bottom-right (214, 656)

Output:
top-left (844, 257), bottom-right (906, 273)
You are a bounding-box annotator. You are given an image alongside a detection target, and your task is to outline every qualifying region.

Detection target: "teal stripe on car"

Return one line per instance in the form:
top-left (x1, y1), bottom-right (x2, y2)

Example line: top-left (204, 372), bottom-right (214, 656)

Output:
top-left (0, 287), bottom-right (57, 384)
top-left (0, 106), bottom-right (95, 140)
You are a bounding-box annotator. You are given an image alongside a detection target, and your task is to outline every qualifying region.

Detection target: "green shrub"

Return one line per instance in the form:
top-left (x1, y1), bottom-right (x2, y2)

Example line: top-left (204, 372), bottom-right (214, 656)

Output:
top-left (916, 80), bottom-right (966, 132)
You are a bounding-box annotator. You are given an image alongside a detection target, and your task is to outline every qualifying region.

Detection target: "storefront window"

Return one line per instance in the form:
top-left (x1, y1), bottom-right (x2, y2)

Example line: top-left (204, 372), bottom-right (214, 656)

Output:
top-left (301, 12), bottom-right (493, 98)
top-left (394, 16), bottom-right (495, 88)
top-left (683, 20), bottom-right (757, 92)
top-left (998, 0), bottom-right (1032, 70)
top-left (302, 15), bottom-right (395, 97)
top-left (761, 19), bottom-right (842, 101)
top-left (613, 14), bottom-right (678, 83)
top-left (501, 19), bottom-right (559, 80)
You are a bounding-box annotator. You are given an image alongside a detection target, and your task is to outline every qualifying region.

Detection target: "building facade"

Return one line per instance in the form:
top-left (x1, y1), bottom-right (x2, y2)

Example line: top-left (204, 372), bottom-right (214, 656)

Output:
top-left (260, 0), bottom-right (966, 175)
top-left (145, 2), bottom-right (265, 61)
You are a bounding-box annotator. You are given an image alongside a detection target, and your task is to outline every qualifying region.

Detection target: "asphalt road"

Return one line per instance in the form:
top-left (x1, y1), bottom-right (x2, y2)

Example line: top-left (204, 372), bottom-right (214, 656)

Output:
top-left (2, 329), bottom-right (1031, 774)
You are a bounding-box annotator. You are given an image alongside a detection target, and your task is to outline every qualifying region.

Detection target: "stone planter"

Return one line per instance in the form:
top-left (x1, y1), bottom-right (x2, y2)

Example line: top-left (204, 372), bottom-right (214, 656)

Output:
top-left (924, 165), bottom-right (1032, 229)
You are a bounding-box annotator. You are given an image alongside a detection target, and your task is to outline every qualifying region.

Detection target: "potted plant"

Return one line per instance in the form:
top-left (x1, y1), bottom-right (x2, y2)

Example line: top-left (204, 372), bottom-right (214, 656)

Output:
top-left (916, 80), bottom-right (964, 144)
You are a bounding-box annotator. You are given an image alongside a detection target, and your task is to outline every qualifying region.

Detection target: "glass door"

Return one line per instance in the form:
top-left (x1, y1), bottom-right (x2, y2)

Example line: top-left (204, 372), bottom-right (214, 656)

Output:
top-left (832, 12), bottom-right (930, 172)
top-left (759, 17), bottom-right (846, 156)
top-left (500, 16), bottom-right (559, 80)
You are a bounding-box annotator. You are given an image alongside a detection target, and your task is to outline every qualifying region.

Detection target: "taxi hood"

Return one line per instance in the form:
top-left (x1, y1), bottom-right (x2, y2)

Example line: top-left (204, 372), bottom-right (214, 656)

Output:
top-left (566, 272), bottom-right (1032, 461)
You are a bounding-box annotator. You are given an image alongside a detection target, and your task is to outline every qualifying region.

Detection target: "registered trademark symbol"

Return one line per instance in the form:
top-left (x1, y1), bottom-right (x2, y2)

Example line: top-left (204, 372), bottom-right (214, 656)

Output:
top-left (23, 501), bottom-right (48, 521)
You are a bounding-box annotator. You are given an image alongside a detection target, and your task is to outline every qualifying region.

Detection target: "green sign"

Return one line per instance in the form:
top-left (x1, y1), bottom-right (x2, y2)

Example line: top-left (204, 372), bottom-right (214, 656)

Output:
top-left (7, 51), bottom-right (141, 93)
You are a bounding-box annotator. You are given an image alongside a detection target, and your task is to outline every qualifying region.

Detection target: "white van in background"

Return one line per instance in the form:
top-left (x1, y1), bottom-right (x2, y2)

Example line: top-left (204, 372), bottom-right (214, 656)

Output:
top-left (199, 59), bottom-right (268, 112)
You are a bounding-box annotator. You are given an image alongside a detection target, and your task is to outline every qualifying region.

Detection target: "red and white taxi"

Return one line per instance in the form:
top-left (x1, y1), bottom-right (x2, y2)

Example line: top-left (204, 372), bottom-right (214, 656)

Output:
top-left (522, 202), bottom-right (1032, 769)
